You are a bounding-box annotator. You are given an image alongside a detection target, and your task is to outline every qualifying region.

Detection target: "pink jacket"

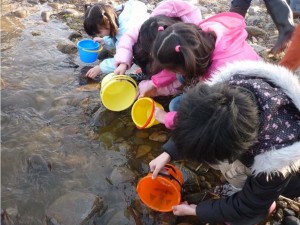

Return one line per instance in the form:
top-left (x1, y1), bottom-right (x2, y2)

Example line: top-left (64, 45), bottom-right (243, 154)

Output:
top-left (158, 12), bottom-right (261, 129)
top-left (114, 0), bottom-right (203, 69)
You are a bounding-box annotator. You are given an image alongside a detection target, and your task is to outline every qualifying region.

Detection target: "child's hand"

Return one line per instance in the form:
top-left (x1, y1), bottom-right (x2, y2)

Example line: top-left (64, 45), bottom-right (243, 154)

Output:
top-left (172, 202), bottom-right (197, 216)
top-left (86, 65), bottom-right (101, 79)
top-left (154, 107), bottom-right (167, 124)
top-left (93, 37), bottom-right (104, 45)
top-left (138, 80), bottom-right (156, 98)
top-left (149, 152), bottom-right (171, 179)
top-left (114, 63), bottom-right (127, 75)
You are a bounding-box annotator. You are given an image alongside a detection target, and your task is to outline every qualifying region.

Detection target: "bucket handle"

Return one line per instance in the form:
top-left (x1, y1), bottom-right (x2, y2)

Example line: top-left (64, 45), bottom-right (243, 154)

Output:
top-left (136, 98), bottom-right (155, 130)
top-left (155, 172), bottom-right (183, 188)
top-left (82, 45), bottom-right (103, 53)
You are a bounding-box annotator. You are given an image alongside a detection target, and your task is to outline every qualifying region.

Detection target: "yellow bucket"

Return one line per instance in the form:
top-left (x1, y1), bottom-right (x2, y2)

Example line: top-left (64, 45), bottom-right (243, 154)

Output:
top-left (100, 73), bottom-right (138, 111)
top-left (131, 97), bottom-right (164, 129)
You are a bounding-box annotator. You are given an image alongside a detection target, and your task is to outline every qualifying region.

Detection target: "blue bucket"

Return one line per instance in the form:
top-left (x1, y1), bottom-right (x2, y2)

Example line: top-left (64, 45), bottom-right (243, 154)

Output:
top-left (77, 39), bottom-right (102, 63)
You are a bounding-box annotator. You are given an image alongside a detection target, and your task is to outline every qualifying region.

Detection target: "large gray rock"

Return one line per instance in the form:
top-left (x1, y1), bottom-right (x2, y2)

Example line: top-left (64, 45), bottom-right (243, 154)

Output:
top-left (46, 191), bottom-right (107, 225)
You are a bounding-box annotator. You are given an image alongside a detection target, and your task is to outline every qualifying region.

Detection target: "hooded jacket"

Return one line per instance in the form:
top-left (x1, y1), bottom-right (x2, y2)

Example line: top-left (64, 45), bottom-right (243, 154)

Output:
top-left (163, 61), bottom-right (300, 223)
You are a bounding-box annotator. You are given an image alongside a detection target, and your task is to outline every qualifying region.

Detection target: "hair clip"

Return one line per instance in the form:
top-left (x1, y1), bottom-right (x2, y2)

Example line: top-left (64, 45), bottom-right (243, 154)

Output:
top-left (175, 45), bottom-right (181, 52)
top-left (158, 26), bottom-right (164, 31)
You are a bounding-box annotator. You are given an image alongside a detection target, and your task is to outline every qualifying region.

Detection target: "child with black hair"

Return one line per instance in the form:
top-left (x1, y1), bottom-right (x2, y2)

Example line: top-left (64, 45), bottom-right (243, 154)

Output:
top-left (149, 60), bottom-right (300, 224)
top-left (83, 1), bottom-right (149, 79)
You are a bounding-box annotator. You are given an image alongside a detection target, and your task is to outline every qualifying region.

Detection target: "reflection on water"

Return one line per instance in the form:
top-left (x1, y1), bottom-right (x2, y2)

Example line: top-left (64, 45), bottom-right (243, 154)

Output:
top-left (1, 2), bottom-right (165, 224)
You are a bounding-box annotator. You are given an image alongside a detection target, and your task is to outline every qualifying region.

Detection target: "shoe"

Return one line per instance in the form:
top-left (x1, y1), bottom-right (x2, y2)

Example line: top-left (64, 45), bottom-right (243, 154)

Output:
top-left (213, 183), bottom-right (242, 197)
top-left (127, 72), bottom-right (148, 83)
top-left (263, 0), bottom-right (295, 54)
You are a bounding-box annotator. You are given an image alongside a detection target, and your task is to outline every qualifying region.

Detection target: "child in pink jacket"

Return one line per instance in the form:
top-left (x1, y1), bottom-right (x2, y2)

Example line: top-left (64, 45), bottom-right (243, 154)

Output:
top-left (145, 13), bottom-right (261, 129)
top-left (113, 0), bottom-right (203, 75)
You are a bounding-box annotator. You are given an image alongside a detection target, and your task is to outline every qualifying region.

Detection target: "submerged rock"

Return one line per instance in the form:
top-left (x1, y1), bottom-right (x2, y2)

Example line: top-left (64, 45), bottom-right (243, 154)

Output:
top-left (57, 40), bottom-right (77, 54)
top-left (46, 191), bottom-right (107, 225)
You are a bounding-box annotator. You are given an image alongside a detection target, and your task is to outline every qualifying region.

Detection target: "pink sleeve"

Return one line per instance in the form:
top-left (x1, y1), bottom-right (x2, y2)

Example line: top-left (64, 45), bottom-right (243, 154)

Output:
top-left (151, 0), bottom-right (202, 25)
top-left (114, 25), bottom-right (140, 68)
top-left (151, 69), bottom-right (177, 87)
top-left (164, 111), bottom-right (177, 129)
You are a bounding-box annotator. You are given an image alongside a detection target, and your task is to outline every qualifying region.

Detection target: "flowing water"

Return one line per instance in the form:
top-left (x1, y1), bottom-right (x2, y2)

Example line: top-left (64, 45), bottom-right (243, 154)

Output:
top-left (1, 2), bottom-right (166, 224)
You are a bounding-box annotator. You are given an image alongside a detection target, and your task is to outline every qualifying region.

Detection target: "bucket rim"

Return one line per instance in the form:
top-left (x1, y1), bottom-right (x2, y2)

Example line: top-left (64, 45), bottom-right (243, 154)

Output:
top-left (77, 39), bottom-right (100, 49)
top-left (131, 97), bottom-right (156, 129)
top-left (136, 174), bottom-right (181, 212)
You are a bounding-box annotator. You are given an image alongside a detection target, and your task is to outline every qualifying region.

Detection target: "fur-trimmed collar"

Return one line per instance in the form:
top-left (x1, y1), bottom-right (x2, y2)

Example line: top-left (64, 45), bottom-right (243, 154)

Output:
top-left (205, 60), bottom-right (300, 177)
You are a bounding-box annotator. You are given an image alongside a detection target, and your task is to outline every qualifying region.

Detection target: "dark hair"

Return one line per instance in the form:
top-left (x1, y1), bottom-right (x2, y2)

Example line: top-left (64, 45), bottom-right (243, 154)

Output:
top-left (84, 3), bottom-right (118, 37)
top-left (133, 15), bottom-right (181, 75)
top-left (173, 83), bottom-right (259, 164)
top-left (151, 23), bottom-right (216, 81)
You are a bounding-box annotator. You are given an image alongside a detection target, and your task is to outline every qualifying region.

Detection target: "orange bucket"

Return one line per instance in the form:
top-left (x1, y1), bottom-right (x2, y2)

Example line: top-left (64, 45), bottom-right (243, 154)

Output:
top-left (136, 164), bottom-right (183, 212)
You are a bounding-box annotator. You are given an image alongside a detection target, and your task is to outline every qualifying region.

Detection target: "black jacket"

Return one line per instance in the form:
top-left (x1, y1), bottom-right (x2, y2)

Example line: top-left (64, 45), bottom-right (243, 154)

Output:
top-left (163, 61), bottom-right (300, 224)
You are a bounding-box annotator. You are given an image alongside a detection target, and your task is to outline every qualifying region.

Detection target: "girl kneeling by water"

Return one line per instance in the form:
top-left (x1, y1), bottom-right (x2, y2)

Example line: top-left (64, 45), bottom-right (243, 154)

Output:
top-left (83, 1), bottom-right (149, 78)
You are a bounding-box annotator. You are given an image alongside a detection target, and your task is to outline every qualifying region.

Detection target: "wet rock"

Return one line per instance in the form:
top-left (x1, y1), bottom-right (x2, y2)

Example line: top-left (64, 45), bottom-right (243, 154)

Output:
top-left (31, 31), bottom-right (42, 36)
top-left (248, 7), bottom-right (256, 15)
top-left (46, 191), bottom-right (107, 225)
top-left (246, 16), bottom-right (260, 26)
top-left (277, 200), bottom-right (288, 208)
top-left (28, 0), bottom-right (39, 4)
top-left (57, 40), bottom-right (77, 54)
top-left (283, 208), bottom-right (296, 217)
top-left (198, 6), bottom-right (208, 13)
top-left (135, 131), bottom-right (149, 138)
top-left (48, 3), bottom-right (60, 10)
top-left (149, 131), bottom-right (168, 143)
top-left (1, 79), bottom-right (7, 90)
top-left (282, 216), bottom-right (300, 225)
top-left (41, 11), bottom-right (51, 22)
top-left (13, 9), bottom-right (28, 18)
top-left (200, 181), bottom-right (212, 189)
top-left (136, 145), bottom-right (151, 158)
top-left (27, 154), bottom-right (51, 174)
top-left (39, 0), bottom-right (47, 3)
top-left (274, 208), bottom-right (284, 221)
top-left (246, 26), bottom-right (268, 37)
top-left (110, 166), bottom-right (136, 185)
top-left (59, 9), bottom-right (81, 17)
top-left (68, 31), bottom-right (82, 41)
top-left (288, 203), bottom-right (299, 213)
top-left (1, 209), bottom-right (11, 225)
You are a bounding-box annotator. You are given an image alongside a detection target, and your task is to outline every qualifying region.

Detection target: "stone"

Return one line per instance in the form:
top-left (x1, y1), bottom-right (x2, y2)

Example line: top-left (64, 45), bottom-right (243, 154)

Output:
top-left (277, 200), bottom-right (288, 208)
top-left (59, 9), bottom-right (81, 17)
top-left (46, 191), bottom-right (107, 225)
top-left (48, 3), bottom-right (60, 10)
top-left (39, 0), bottom-right (47, 3)
top-left (136, 145), bottom-right (151, 158)
top-left (135, 131), bottom-right (149, 138)
top-left (283, 208), bottom-right (296, 217)
top-left (13, 10), bottom-right (28, 18)
top-left (274, 208), bottom-right (284, 221)
top-left (110, 166), bottom-right (136, 185)
top-left (149, 131), bottom-right (168, 143)
top-left (41, 11), bottom-right (51, 22)
top-left (28, 0), bottom-right (39, 4)
top-left (250, 44), bottom-right (267, 53)
top-left (57, 40), bottom-right (77, 54)
top-left (246, 26), bottom-right (268, 37)
top-left (289, 204), bottom-right (299, 213)
top-left (68, 31), bottom-right (82, 41)
top-left (248, 7), bottom-right (256, 15)
top-left (31, 31), bottom-right (41, 36)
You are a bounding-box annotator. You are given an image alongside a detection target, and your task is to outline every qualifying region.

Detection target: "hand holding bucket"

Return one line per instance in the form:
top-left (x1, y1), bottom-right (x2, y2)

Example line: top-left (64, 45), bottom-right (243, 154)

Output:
top-left (131, 97), bottom-right (164, 129)
top-left (77, 39), bottom-right (103, 63)
top-left (136, 164), bottom-right (183, 212)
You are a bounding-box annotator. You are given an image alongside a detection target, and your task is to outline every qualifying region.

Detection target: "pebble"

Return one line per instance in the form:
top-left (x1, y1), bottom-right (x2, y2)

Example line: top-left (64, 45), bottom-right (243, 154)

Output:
top-left (136, 145), bottom-right (151, 158)
top-left (41, 11), bottom-right (51, 22)
top-left (277, 200), bottom-right (288, 208)
top-left (68, 31), bottom-right (82, 41)
top-left (56, 40), bottom-right (77, 54)
top-left (283, 208), bottom-right (296, 217)
top-left (13, 10), bottom-right (28, 18)
top-left (289, 204), bottom-right (299, 213)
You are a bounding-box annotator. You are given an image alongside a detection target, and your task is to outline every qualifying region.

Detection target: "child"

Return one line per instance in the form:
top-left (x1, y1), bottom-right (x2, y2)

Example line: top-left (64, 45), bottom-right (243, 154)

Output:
top-left (113, 0), bottom-right (203, 77)
top-left (83, 1), bottom-right (149, 79)
top-left (149, 60), bottom-right (300, 224)
top-left (143, 14), bottom-right (260, 129)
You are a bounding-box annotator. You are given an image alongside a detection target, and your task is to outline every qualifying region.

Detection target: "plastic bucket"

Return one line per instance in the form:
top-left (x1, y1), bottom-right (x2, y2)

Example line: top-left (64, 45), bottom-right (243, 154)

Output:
top-left (100, 73), bottom-right (138, 111)
top-left (77, 39), bottom-right (103, 63)
top-left (136, 164), bottom-right (183, 212)
top-left (131, 97), bottom-right (164, 129)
